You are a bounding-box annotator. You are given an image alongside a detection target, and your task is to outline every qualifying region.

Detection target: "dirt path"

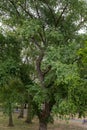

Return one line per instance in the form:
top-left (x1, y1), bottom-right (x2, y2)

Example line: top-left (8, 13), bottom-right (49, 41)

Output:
top-left (69, 118), bottom-right (87, 128)
top-left (54, 118), bottom-right (87, 129)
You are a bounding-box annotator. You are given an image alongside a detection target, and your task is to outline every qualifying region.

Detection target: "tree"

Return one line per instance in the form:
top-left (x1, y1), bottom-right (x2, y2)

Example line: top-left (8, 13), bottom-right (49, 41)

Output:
top-left (0, 32), bottom-right (22, 126)
top-left (18, 63), bottom-right (34, 122)
top-left (0, 59), bottom-right (23, 126)
top-left (76, 38), bottom-right (87, 118)
top-left (0, 31), bottom-right (35, 124)
top-left (0, 1), bottom-right (87, 130)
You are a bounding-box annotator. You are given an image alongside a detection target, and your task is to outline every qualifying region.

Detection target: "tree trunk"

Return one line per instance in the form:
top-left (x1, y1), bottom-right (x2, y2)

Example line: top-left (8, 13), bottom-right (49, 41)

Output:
top-left (25, 101), bottom-right (32, 123)
top-left (24, 103), bottom-right (27, 109)
top-left (39, 121), bottom-right (47, 130)
top-left (8, 103), bottom-right (14, 127)
top-left (38, 102), bottom-right (51, 130)
top-left (18, 103), bottom-right (24, 118)
top-left (36, 51), bottom-right (52, 130)
top-left (8, 112), bottom-right (14, 126)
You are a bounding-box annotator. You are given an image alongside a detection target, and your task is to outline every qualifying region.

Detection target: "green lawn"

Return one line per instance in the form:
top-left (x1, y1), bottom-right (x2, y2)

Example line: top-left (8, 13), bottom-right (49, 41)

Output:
top-left (0, 112), bottom-right (86, 130)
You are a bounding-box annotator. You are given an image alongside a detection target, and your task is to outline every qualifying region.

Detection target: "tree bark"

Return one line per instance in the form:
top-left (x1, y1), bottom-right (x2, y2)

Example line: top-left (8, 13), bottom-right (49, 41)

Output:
top-left (36, 49), bottom-right (54, 130)
top-left (38, 102), bottom-right (51, 130)
top-left (36, 51), bottom-right (51, 130)
top-left (39, 121), bottom-right (47, 130)
top-left (8, 112), bottom-right (14, 126)
top-left (8, 103), bottom-right (14, 127)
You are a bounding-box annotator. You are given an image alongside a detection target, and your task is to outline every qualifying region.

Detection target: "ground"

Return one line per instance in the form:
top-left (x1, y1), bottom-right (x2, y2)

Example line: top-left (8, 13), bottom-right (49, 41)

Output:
top-left (0, 112), bottom-right (87, 130)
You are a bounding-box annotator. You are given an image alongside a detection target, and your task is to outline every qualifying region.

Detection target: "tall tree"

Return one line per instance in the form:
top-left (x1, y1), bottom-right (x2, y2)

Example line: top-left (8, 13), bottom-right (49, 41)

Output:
top-left (0, 32), bottom-right (22, 126)
top-left (76, 37), bottom-right (87, 117)
top-left (0, 1), bottom-right (87, 130)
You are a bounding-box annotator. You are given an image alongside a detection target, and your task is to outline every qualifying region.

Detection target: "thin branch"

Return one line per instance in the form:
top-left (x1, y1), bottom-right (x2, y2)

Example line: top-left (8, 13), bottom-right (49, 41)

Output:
top-left (33, 0), bottom-right (41, 19)
top-left (31, 37), bottom-right (43, 50)
top-left (38, 31), bottom-right (46, 44)
top-left (8, 0), bottom-right (20, 16)
top-left (24, 0), bottom-right (27, 11)
top-left (44, 0), bottom-right (56, 24)
top-left (43, 65), bottom-right (51, 77)
top-left (55, 3), bottom-right (68, 27)
top-left (32, 1), bottom-right (47, 45)
top-left (75, 19), bottom-right (86, 31)
top-left (19, 4), bottom-right (34, 18)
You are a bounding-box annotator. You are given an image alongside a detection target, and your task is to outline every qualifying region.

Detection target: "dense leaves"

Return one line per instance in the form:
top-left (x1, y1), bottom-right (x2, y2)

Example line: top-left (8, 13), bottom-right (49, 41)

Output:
top-left (0, 0), bottom-right (87, 130)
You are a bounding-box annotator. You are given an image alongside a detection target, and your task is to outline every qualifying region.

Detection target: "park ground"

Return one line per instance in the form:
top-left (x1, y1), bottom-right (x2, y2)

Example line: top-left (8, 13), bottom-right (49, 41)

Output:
top-left (0, 112), bottom-right (87, 130)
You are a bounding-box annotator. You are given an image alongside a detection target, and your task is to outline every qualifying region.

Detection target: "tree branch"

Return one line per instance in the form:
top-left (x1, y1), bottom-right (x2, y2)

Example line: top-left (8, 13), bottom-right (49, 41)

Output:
top-left (43, 65), bottom-right (51, 77)
top-left (38, 31), bottom-right (46, 45)
top-left (19, 4), bottom-right (35, 18)
top-left (44, 0), bottom-right (56, 25)
top-left (36, 51), bottom-right (44, 87)
top-left (8, 0), bottom-right (20, 17)
top-left (75, 19), bottom-right (86, 31)
top-left (33, 0), bottom-right (41, 19)
top-left (31, 37), bottom-right (43, 50)
top-left (55, 3), bottom-right (68, 27)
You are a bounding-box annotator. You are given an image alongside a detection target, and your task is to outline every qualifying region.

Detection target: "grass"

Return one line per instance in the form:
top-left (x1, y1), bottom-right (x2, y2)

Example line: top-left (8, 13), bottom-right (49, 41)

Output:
top-left (0, 112), bottom-right (87, 130)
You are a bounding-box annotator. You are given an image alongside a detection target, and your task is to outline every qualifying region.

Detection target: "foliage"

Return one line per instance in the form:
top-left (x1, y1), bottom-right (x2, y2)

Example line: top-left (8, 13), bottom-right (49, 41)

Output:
top-left (0, 0), bottom-right (87, 129)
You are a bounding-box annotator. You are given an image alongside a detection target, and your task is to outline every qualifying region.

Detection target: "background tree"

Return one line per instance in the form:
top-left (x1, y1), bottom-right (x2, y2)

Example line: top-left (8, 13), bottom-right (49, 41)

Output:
top-left (0, 59), bottom-right (23, 126)
top-left (18, 63), bottom-right (34, 123)
top-left (76, 37), bottom-right (87, 118)
top-left (0, 32), bottom-right (22, 126)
